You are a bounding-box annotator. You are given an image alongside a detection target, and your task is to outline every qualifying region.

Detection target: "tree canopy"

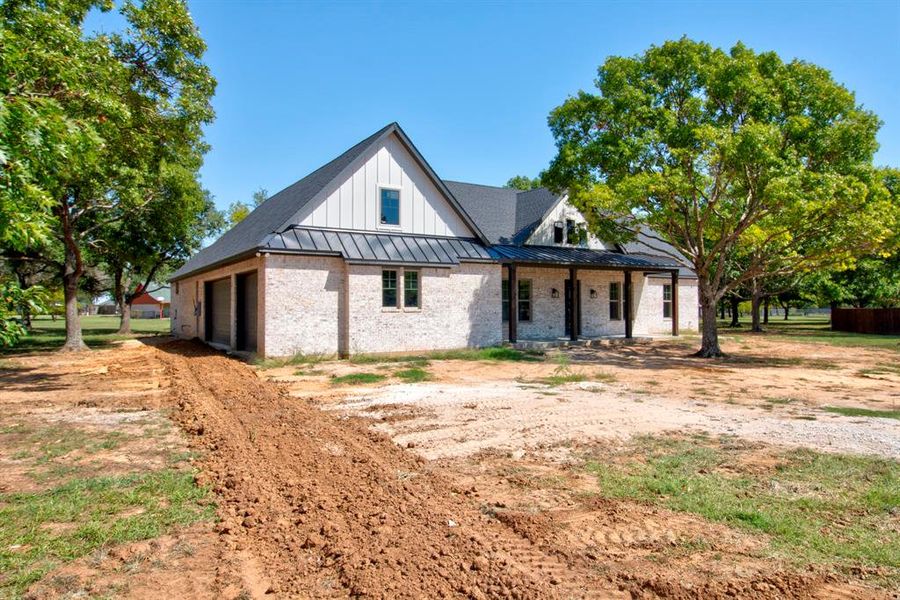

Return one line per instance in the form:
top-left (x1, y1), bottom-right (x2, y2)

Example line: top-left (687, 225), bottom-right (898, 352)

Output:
top-left (0, 0), bottom-right (215, 350)
top-left (544, 38), bottom-right (897, 356)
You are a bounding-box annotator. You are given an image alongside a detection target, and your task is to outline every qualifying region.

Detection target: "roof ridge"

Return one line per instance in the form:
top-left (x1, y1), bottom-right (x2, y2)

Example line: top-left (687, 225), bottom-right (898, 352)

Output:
top-left (442, 180), bottom-right (516, 191)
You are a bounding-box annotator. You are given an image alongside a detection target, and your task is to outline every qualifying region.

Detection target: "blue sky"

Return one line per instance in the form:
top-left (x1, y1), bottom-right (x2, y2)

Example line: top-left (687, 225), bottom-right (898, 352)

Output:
top-left (92, 1), bottom-right (900, 212)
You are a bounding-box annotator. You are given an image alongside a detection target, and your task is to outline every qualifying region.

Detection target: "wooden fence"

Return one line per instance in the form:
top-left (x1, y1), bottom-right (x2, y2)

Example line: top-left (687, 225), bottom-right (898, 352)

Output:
top-left (831, 308), bottom-right (900, 335)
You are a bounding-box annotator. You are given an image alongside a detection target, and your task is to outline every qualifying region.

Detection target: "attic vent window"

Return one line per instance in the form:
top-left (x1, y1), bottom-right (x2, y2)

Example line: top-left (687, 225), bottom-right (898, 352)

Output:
top-left (380, 188), bottom-right (400, 226)
top-left (553, 221), bottom-right (564, 244)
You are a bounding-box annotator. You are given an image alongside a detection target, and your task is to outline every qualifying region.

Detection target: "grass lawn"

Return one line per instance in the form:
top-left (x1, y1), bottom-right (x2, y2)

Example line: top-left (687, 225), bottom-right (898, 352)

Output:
top-left (0, 470), bottom-right (213, 598)
top-left (3, 315), bottom-right (170, 355)
top-left (584, 435), bottom-right (899, 583)
top-left (720, 313), bottom-right (900, 351)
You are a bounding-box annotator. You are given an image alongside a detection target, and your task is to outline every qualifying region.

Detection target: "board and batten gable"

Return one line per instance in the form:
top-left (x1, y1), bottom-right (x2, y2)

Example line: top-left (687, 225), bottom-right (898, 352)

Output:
top-left (295, 132), bottom-right (475, 238)
top-left (525, 195), bottom-right (614, 250)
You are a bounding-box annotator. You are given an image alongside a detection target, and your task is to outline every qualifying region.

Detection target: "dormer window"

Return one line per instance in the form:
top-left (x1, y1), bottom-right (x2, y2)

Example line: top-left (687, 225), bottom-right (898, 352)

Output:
top-left (565, 219), bottom-right (576, 244)
top-left (553, 221), bottom-right (564, 243)
top-left (380, 188), bottom-right (400, 226)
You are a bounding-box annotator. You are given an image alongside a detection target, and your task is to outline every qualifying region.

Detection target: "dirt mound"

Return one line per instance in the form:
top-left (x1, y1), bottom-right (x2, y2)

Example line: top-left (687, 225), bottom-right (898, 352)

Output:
top-left (158, 340), bottom-right (600, 598)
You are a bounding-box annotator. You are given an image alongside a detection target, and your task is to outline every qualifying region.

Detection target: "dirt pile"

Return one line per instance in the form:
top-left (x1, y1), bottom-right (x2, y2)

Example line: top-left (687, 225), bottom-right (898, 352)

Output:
top-left (159, 340), bottom-right (607, 599)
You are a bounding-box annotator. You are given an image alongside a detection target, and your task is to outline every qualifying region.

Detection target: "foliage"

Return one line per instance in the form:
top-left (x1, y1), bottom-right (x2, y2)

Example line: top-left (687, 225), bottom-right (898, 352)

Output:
top-left (808, 255), bottom-right (900, 308)
top-left (226, 187), bottom-right (268, 226)
top-left (0, 0), bottom-right (216, 350)
top-left (0, 281), bottom-right (46, 347)
top-left (543, 38), bottom-right (894, 356)
top-left (505, 175), bottom-right (543, 191)
top-left (394, 367), bottom-right (431, 382)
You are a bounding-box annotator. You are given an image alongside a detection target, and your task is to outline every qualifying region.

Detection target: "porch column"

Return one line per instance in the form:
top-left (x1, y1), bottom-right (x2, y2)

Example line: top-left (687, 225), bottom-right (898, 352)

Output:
top-left (508, 264), bottom-right (518, 343)
top-left (671, 269), bottom-right (679, 336)
top-left (624, 270), bottom-right (633, 339)
top-left (569, 267), bottom-right (578, 341)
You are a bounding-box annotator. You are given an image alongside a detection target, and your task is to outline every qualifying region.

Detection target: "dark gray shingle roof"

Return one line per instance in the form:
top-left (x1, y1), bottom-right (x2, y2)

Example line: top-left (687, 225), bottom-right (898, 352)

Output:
top-left (171, 123), bottom-right (488, 280)
top-left (171, 124), bottom-right (397, 280)
top-left (444, 182), bottom-right (559, 244)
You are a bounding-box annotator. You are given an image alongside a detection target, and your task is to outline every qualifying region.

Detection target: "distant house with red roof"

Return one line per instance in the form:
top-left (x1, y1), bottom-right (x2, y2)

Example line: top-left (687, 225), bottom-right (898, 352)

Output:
top-left (131, 285), bottom-right (171, 319)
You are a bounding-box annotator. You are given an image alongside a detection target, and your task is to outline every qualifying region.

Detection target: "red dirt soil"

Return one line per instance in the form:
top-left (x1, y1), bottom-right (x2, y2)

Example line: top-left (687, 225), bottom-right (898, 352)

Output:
top-left (13, 339), bottom-right (890, 599)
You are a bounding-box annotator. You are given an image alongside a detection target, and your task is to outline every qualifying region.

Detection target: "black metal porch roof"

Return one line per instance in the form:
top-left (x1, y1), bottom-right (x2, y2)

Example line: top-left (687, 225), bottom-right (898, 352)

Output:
top-left (263, 227), bottom-right (494, 266)
top-left (487, 244), bottom-right (679, 271)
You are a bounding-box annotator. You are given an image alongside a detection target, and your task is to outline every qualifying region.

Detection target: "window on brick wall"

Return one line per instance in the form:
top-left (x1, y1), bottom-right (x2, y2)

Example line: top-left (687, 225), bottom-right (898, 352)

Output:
top-left (502, 279), bottom-right (532, 322)
top-left (382, 270), bottom-right (398, 308)
top-left (609, 282), bottom-right (621, 320)
top-left (404, 270), bottom-right (420, 308)
top-left (663, 284), bottom-right (673, 319)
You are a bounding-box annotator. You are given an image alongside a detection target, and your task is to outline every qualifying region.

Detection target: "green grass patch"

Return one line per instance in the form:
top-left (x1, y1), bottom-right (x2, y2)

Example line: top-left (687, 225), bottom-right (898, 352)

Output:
top-left (394, 367), bottom-right (431, 383)
top-left (594, 371), bottom-right (618, 383)
top-left (822, 406), bottom-right (900, 420)
top-left (0, 470), bottom-right (214, 598)
top-left (583, 435), bottom-right (899, 579)
top-left (720, 314), bottom-right (900, 351)
top-left (537, 373), bottom-right (587, 386)
top-left (3, 425), bottom-right (127, 467)
top-left (331, 372), bottom-right (386, 385)
top-left (349, 346), bottom-right (542, 364)
top-left (2, 316), bottom-right (170, 355)
top-left (253, 352), bottom-right (328, 369)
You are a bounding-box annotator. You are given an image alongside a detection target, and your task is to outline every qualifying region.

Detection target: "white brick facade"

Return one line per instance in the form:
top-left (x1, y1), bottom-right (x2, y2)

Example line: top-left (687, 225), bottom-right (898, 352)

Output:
top-left (502, 267), bottom-right (698, 341)
top-left (346, 262), bottom-right (502, 354)
top-left (169, 256), bottom-right (263, 350)
top-left (172, 255), bottom-right (697, 358)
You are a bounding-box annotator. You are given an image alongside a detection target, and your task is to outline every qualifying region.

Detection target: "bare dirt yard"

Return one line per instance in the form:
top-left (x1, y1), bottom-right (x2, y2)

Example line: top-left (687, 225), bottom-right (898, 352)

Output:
top-left (1, 329), bottom-right (897, 599)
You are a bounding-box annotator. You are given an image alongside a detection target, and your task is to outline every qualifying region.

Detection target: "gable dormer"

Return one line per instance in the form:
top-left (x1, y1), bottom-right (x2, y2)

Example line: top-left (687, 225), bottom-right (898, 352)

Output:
top-left (524, 194), bottom-right (613, 250)
top-left (294, 131), bottom-right (477, 239)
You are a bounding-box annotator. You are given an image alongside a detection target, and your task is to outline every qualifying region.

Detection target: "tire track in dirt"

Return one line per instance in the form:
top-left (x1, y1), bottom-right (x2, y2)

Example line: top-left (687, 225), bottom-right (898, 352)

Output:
top-left (157, 340), bottom-right (620, 599)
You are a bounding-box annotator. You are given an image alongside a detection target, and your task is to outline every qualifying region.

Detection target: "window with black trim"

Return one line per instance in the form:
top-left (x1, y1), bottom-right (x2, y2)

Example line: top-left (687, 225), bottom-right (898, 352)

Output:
top-left (663, 284), bottom-right (672, 319)
top-left (553, 222), bottom-right (564, 243)
top-left (382, 270), bottom-right (398, 307)
top-left (565, 219), bottom-right (576, 244)
top-left (380, 188), bottom-right (400, 226)
top-left (609, 282), bottom-right (621, 320)
top-left (518, 279), bottom-right (532, 321)
top-left (501, 280), bottom-right (532, 322)
top-left (404, 270), bottom-right (420, 308)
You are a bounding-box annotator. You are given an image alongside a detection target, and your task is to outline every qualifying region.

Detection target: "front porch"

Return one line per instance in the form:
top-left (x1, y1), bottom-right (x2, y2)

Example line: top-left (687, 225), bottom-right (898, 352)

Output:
top-left (490, 244), bottom-right (683, 344)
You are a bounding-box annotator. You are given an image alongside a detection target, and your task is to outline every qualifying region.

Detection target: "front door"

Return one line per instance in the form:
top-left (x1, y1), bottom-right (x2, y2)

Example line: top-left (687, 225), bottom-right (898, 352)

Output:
top-left (564, 278), bottom-right (582, 336)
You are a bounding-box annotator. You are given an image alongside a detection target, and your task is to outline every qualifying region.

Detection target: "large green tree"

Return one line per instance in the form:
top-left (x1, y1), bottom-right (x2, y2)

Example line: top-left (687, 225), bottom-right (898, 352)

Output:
top-left (0, 0), bottom-right (215, 350)
top-left (544, 38), bottom-right (895, 356)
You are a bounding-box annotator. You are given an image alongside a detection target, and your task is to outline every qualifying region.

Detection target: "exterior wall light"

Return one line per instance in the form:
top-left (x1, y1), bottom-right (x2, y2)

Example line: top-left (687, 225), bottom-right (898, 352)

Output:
top-left (589, 289), bottom-right (597, 299)
top-left (551, 288), bottom-right (560, 298)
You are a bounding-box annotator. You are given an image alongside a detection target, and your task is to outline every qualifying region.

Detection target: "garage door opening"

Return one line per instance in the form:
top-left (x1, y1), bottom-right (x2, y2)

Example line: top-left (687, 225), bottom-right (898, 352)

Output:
top-left (204, 278), bottom-right (231, 346)
top-left (236, 271), bottom-right (258, 353)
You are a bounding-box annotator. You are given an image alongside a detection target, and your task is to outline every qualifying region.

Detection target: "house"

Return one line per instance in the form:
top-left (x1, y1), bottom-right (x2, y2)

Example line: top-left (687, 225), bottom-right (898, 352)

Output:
top-left (170, 123), bottom-right (698, 357)
top-left (131, 286), bottom-right (171, 319)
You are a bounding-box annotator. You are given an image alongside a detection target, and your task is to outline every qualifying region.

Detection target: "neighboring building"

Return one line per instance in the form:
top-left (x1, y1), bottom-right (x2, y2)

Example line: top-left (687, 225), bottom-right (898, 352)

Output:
top-left (170, 123), bottom-right (698, 357)
top-left (131, 286), bottom-right (171, 319)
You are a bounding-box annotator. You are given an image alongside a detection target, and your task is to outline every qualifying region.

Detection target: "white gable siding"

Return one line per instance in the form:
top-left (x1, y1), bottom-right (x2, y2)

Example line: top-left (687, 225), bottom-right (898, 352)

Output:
top-left (526, 196), bottom-right (612, 250)
top-left (296, 133), bottom-right (474, 238)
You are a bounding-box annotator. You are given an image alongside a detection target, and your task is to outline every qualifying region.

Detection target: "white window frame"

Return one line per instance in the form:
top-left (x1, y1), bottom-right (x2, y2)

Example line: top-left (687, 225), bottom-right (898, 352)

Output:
top-left (378, 185), bottom-right (402, 230)
top-left (662, 283), bottom-right (673, 320)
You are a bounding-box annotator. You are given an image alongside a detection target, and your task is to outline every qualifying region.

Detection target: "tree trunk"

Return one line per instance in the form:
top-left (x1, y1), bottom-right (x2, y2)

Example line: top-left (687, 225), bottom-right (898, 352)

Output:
top-left (764, 297), bottom-right (770, 325)
top-left (696, 292), bottom-right (724, 358)
top-left (61, 274), bottom-right (86, 351)
top-left (750, 294), bottom-right (762, 332)
top-left (719, 302), bottom-right (726, 320)
top-left (58, 195), bottom-right (87, 352)
top-left (781, 302), bottom-right (790, 320)
top-left (114, 268), bottom-right (132, 335)
top-left (728, 296), bottom-right (741, 328)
